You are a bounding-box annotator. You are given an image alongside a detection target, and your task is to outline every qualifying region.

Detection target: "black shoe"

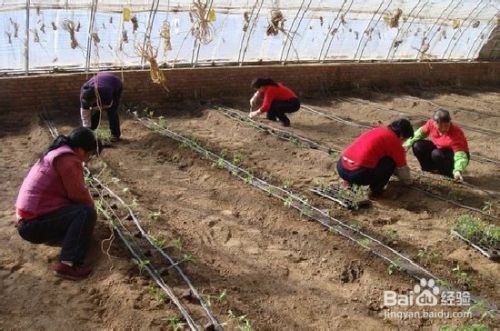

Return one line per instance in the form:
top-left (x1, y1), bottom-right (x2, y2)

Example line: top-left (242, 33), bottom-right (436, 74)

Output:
top-left (110, 136), bottom-right (121, 143)
top-left (281, 118), bottom-right (290, 127)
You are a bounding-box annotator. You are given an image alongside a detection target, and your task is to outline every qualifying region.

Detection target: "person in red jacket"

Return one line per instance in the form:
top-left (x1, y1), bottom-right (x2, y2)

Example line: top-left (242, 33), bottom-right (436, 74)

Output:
top-left (248, 78), bottom-right (300, 127)
top-left (404, 109), bottom-right (469, 182)
top-left (15, 127), bottom-right (99, 280)
top-left (337, 119), bottom-right (414, 197)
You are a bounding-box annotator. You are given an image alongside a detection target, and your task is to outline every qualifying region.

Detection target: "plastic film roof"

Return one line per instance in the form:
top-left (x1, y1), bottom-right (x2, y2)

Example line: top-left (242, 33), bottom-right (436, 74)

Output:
top-left (0, 0), bottom-right (499, 73)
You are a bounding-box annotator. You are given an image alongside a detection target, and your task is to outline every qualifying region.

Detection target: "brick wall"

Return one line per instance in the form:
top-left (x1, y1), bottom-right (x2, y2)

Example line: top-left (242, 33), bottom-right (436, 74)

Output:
top-left (1, 62), bottom-right (499, 113)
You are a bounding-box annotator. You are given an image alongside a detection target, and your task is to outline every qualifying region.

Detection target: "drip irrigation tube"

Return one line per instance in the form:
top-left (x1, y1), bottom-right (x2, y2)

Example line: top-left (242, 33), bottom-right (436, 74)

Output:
top-left (132, 112), bottom-right (498, 313)
top-left (40, 113), bottom-right (221, 331)
top-left (212, 106), bottom-right (499, 221)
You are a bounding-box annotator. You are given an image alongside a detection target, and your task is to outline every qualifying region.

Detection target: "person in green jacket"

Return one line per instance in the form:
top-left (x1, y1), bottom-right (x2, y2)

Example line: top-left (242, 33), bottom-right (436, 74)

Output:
top-left (404, 109), bottom-right (469, 182)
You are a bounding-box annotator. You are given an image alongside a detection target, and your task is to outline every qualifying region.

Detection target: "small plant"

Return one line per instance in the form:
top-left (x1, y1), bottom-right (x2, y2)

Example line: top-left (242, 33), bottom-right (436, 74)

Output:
top-left (384, 228), bottom-right (399, 241)
top-left (170, 238), bottom-right (183, 251)
top-left (349, 221), bottom-right (362, 231)
top-left (290, 137), bottom-right (301, 147)
top-left (454, 214), bottom-right (499, 249)
top-left (481, 201), bottom-right (494, 215)
top-left (213, 158), bottom-right (225, 169)
top-left (357, 238), bottom-right (371, 250)
top-left (467, 300), bottom-right (495, 322)
top-left (147, 286), bottom-right (167, 304)
top-left (205, 289), bottom-right (227, 307)
top-left (162, 315), bottom-right (186, 331)
top-left (451, 265), bottom-right (473, 289)
top-left (226, 310), bottom-right (253, 331)
top-left (299, 205), bottom-right (313, 218)
top-left (244, 173), bottom-right (253, 184)
top-left (132, 258), bottom-right (150, 275)
top-left (95, 127), bottom-right (112, 145)
top-left (282, 178), bottom-right (293, 189)
top-left (149, 210), bottom-right (161, 221)
top-left (157, 116), bottom-right (168, 128)
top-left (440, 324), bottom-right (490, 331)
top-left (283, 196), bottom-right (294, 208)
top-left (232, 153), bottom-right (244, 166)
top-left (417, 248), bottom-right (440, 263)
top-left (387, 259), bottom-right (401, 275)
top-left (150, 234), bottom-right (167, 248)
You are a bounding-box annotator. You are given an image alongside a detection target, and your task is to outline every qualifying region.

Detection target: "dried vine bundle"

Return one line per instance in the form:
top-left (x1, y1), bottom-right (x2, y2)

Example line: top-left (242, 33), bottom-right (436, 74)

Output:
top-left (266, 10), bottom-right (285, 36)
top-left (189, 0), bottom-right (214, 44)
top-left (136, 40), bottom-right (169, 92)
top-left (160, 21), bottom-right (172, 51)
top-left (62, 19), bottom-right (79, 49)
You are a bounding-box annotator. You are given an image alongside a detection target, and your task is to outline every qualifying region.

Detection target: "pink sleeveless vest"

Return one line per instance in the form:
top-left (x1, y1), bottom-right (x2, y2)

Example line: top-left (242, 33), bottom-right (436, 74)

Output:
top-left (16, 145), bottom-right (77, 219)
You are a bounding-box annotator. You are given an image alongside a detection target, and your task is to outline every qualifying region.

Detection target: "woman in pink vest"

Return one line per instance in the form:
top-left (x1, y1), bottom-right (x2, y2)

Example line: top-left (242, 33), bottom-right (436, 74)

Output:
top-left (15, 127), bottom-right (98, 280)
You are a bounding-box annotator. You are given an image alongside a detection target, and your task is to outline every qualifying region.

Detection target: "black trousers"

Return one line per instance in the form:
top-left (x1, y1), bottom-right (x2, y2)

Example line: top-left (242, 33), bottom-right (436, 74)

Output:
top-left (17, 205), bottom-right (97, 265)
top-left (412, 140), bottom-right (455, 177)
top-left (336, 156), bottom-right (396, 194)
top-left (91, 87), bottom-right (123, 138)
top-left (266, 98), bottom-right (300, 126)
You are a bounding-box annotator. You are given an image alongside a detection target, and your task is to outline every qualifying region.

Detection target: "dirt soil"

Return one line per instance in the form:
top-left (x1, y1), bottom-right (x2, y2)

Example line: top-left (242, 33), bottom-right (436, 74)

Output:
top-left (1, 86), bottom-right (499, 330)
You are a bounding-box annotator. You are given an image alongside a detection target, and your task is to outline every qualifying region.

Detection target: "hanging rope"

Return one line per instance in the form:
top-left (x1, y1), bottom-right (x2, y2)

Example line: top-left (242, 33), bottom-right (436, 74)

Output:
top-left (136, 40), bottom-right (169, 92)
top-left (189, 0), bottom-right (215, 44)
top-left (160, 20), bottom-right (172, 52)
top-left (62, 19), bottom-right (79, 49)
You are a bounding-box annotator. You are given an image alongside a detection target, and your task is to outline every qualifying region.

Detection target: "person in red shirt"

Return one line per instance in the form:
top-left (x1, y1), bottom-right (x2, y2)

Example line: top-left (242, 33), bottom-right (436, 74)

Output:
top-left (15, 127), bottom-right (99, 280)
top-left (337, 119), bottom-right (414, 197)
top-left (248, 78), bottom-right (300, 127)
top-left (404, 109), bottom-right (469, 182)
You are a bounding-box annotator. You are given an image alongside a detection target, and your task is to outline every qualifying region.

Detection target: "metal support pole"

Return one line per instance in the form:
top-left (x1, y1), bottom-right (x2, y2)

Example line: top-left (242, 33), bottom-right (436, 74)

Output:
top-left (85, 0), bottom-right (98, 74)
top-left (283, 0), bottom-right (313, 64)
top-left (141, 0), bottom-right (160, 68)
top-left (239, 0), bottom-right (264, 65)
top-left (25, 0), bottom-right (30, 75)
top-left (356, 0), bottom-right (393, 61)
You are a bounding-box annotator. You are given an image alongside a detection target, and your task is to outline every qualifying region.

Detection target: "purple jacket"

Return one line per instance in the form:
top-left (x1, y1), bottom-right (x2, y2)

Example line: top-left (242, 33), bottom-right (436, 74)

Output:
top-left (16, 145), bottom-right (78, 219)
top-left (80, 72), bottom-right (122, 108)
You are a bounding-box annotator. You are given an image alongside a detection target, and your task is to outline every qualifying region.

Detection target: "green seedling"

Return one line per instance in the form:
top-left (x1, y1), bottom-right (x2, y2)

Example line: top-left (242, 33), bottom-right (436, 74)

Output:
top-left (349, 222), bottom-right (362, 231)
top-left (481, 201), bottom-right (494, 215)
top-left (149, 210), bottom-right (161, 221)
top-left (133, 258), bottom-right (150, 275)
top-left (170, 238), bottom-right (183, 251)
top-left (387, 259), bottom-right (401, 275)
top-left (232, 153), bottom-right (244, 166)
top-left (162, 315), bottom-right (186, 331)
top-left (157, 116), bottom-right (168, 128)
top-left (290, 137), bottom-right (301, 147)
top-left (226, 310), bottom-right (253, 331)
top-left (284, 196), bottom-right (294, 208)
top-left (467, 300), bottom-right (495, 322)
top-left (357, 238), bottom-right (371, 250)
top-left (454, 214), bottom-right (499, 249)
top-left (384, 228), bottom-right (399, 241)
top-left (439, 325), bottom-right (490, 331)
top-left (417, 248), bottom-right (440, 263)
top-left (451, 265), bottom-right (473, 289)
top-left (150, 234), bottom-right (167, 249)
top-left (205, 289), bottom-right (228, 307)
top-left (95, 127), bottom-right (112, 145)
top-left (244, 173), bottom-right (253, 184)
top-left (282, 178), bottom-right (293, 189)
top-left (213, 158), bottom-right (225, 169)
top-left (147, 286), bottom-right (167, 304)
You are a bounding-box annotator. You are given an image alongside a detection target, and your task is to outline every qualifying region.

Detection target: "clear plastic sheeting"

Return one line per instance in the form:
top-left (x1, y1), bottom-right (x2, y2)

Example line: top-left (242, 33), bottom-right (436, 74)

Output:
top-left (0, 0), bottom-right (498, 73)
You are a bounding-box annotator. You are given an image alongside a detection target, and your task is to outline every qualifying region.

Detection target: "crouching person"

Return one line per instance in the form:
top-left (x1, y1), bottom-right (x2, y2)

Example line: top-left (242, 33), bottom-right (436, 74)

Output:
top-left (15, 127), bottom-right (98, 280)
top-left (337, 119), bottom-right (414, 198)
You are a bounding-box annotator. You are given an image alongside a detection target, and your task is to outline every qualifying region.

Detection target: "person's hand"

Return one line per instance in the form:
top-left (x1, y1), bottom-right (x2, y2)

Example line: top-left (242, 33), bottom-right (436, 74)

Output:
top-left (249, 110), bottom-right (260, 119)
top-left (453, 171), bottom-right (463, 183)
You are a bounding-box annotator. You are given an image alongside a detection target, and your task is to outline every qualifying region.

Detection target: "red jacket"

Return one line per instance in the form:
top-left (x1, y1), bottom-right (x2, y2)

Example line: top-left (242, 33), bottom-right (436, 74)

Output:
top-left (341, 127), bottom-right (407, 170)
top-left (259, 83), bottom-right (298, 113)
top-left (422, 119), bottom-right (468, 152)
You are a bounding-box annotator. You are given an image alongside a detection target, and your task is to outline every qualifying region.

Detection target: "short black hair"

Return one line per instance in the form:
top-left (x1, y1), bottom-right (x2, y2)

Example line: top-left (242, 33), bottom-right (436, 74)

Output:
top-left (433, 108), bottom-right (451, 123)
top-left (251, 78), bottom-right (278, 89)
top-left (388, 118), bottom-right (414, 139)
top-left (81, 86), bottom-right (96, 108)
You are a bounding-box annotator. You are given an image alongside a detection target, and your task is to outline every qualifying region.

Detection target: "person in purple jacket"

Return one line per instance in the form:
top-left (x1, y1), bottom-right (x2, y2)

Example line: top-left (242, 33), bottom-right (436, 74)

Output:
top-left (80, 72), bottom-right (123, 142)
top-left (15, 127), bottom-right (98, 280)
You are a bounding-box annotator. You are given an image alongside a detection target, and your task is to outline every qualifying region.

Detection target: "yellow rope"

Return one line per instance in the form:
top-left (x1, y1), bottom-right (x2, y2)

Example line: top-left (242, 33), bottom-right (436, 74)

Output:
top-left (62, 19), bottom-right (79, 49)
top-left (190, 0), bottom-right (214, 44)
top-left (136, 40), bottom-right (169, 92)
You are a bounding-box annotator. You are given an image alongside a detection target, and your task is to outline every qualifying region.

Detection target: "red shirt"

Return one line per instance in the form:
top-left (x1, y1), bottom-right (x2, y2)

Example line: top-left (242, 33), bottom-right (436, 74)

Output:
top-left (422, 119), bottom-right (468, 152)
top-left (341, 127), bottom-right (407, 170)
top-left (259, 83), bottom-right (298, 113)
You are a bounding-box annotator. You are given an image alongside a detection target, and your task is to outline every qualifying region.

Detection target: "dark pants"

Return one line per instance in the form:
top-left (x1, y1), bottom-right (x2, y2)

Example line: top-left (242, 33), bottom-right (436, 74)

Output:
top-left (337, 156), bottom-right (396, 194)
top-left (17, 205), bottom-right (97, 265)
top-left (412, 140), bottom-right (456, 178)
top-left (91, 88), bottom-right (122, 138)
top-left (266, 98), bottom-right (300, 126)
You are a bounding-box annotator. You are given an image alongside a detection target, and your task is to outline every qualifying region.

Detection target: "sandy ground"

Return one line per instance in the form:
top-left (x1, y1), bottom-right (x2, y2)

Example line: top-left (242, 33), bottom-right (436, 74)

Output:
top-left (0, 86), bottom-right (498, 330)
